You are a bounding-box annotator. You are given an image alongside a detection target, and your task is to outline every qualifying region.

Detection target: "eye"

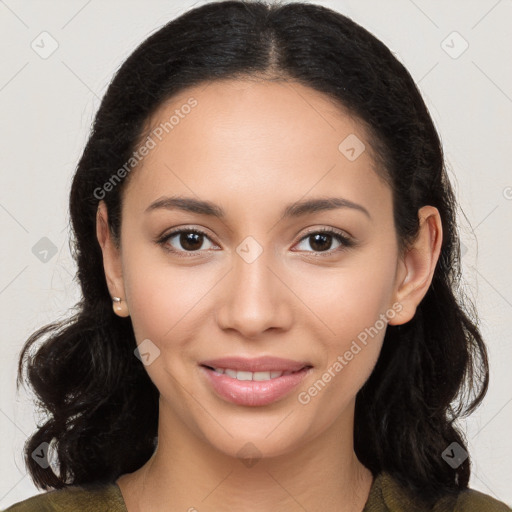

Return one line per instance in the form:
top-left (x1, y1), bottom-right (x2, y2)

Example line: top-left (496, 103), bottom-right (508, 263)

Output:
top-left (294, 228), bottom-right (355, 255)
top-left (157, 228), bottom-right (217, 257)
top-left (157, 226), bottom-right (355, 258)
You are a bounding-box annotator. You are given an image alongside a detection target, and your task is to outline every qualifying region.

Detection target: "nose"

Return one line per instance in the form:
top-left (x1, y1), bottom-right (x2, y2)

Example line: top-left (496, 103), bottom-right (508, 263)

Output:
top-left (215, 243), bottom-right (293, 339)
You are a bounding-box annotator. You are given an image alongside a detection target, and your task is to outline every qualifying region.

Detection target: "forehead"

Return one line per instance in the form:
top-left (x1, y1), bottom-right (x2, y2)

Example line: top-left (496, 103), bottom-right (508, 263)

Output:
top-left (122, 79), bottom-right (391, 219)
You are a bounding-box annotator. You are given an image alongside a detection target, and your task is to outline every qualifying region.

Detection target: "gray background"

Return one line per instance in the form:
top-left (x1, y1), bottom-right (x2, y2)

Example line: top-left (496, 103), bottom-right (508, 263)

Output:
top-left (1, 0), bottom-right (511, 508)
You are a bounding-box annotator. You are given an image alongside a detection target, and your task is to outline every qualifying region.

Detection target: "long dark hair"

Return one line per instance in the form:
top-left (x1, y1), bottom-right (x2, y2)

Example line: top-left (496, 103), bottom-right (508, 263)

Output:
top-left (16, 1), bottom-right (489, 507)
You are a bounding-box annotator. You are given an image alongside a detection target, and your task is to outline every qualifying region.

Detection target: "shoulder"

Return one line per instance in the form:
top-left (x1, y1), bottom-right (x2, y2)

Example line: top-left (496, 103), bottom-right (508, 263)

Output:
top-left (365, 471), bottom-right (511, 512)
top-left (451, 487), bottom-right (512, 512)
top-left (2, 482), bottom-right (127, 512)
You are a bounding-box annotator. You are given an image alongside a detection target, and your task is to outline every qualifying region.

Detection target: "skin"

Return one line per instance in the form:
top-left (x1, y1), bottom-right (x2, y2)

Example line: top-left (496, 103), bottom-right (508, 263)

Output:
top-left (96, 78), bottom-right (442, 512)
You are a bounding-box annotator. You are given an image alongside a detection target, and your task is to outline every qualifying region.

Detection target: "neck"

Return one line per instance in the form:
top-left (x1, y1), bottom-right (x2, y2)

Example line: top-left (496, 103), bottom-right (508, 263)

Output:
top-left (117, 397), bottom-right (374, 512)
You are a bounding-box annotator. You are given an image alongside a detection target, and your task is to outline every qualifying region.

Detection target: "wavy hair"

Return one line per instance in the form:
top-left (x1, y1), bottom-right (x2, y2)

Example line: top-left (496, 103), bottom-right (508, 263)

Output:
top-left (16, 1), bottom-right (489, 507)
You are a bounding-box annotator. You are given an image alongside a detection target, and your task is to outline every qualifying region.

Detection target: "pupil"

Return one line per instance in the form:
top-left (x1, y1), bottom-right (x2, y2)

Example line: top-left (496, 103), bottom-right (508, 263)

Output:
top-left (181, 232), bottom-right (202, 251)
top-left (310, 233), bottom-right (331, 252)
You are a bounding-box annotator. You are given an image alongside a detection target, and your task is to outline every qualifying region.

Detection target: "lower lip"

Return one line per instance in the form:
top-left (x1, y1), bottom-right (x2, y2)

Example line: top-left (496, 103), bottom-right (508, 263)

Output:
top-left (199, 365), bottom-right (312, 407)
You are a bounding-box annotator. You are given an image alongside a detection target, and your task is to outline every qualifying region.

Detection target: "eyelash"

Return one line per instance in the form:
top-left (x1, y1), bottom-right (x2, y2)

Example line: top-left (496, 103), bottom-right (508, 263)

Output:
top-left (156, 227), bottom-right (356, 258)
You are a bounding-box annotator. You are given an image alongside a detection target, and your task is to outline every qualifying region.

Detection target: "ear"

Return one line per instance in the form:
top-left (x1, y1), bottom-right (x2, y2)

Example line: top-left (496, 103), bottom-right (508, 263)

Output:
top-left (388, 205), bottom-right (443, 326)
top-left (96, 200), bottom-right (130, 318)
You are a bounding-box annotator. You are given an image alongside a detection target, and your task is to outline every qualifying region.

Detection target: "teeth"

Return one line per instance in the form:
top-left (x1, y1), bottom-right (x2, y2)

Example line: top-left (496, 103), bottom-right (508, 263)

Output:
top-left (211, 367), bottom-right (294, 381)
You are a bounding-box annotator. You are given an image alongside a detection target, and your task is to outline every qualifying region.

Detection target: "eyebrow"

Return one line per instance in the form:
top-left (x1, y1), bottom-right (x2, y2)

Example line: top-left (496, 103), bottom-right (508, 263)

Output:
top-left (145, 195), bottom-right (371, 220)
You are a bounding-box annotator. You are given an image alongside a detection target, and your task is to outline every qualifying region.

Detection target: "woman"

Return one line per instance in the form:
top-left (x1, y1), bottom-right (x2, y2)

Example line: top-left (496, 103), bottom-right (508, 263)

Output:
top-left (5, 1), bottom-right (511, 510)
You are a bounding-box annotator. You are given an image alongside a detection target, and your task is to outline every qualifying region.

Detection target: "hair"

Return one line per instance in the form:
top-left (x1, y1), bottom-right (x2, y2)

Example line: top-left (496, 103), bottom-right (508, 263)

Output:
top-left (16, 0), bottom-right (489, 507)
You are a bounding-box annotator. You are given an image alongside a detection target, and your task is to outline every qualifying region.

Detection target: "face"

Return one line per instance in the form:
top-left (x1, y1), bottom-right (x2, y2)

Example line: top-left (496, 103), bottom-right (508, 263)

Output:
top-left (99, 78), bottom-right (413, 461)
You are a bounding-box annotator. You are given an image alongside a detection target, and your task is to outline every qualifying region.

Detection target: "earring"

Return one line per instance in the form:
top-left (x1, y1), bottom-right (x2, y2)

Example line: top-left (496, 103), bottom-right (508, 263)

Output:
top-left (112, 296), bottom-right (130, 317)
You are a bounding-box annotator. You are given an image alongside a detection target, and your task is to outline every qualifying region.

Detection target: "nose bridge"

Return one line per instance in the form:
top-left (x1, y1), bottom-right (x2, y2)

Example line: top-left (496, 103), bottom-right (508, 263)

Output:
top-left (235, 235), bottom-right (273, 292)
top-left (216, 234), bottom-right (290, 336)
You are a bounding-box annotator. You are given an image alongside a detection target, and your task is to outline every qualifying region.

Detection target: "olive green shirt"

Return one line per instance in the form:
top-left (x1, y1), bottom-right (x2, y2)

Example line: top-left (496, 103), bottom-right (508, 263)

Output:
top-left (3, 471), bottom-right (511, 511)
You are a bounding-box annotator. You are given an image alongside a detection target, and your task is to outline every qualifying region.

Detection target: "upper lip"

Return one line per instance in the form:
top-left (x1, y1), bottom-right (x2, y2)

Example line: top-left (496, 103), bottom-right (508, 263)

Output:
top-left (200, 356), bottom-right (311, 373)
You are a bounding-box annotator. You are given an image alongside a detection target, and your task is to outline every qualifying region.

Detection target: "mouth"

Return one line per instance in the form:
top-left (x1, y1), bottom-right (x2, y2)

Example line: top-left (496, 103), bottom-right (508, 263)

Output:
top-left (198, 358), bottom-right (313, 407)
top-left (199, 355), bottom-right (312, 374)
top-left (200, 364), bottom-right (311, 381)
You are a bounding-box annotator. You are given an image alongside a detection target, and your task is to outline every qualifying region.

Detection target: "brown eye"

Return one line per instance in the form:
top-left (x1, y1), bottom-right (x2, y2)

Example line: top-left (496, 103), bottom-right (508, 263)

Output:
top-left (176, 231), bottom-right (205, 251)
top-left (308, 233), bottom-right (335, 252)
top-left (295, 229), bottom-right (355, 255)
top-left (158, 228), bottom-right (216, 256)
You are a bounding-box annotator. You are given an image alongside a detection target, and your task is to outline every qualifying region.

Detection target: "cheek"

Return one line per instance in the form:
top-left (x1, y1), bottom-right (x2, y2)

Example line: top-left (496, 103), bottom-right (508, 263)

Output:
top-left (296, 252), bottom-right (397, 342)
top-left (294, 246), bottom-right (397, 399)
top-left (298, 275), bottom-right (390, 427)
top-left (122, 245), bottom-right (217, 344)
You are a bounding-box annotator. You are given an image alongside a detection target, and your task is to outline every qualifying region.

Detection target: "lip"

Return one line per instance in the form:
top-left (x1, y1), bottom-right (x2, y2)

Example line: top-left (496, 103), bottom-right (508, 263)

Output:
top-left (199, 365), bottom-right (312, 406)
top-left (199, 356), bottom-right (311, 373)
